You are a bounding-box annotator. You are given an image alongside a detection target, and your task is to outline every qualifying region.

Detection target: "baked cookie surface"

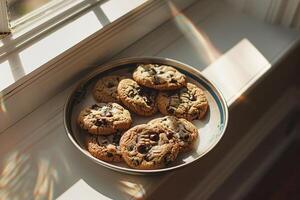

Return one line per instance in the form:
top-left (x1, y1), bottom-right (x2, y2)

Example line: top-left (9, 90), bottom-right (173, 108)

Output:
top-left (148, 116), bottom-right (198, 152)
top-left (86, 131), bottom-right (123, 162)
top-left (120, 124), bottom-right (179, 169)
top-left (157, 83), bottom-right (209, 121)
top-left (133, 64), bottom-right (186, 90)
top-left (93, 75), bottom-right (127, 103)
top-left (117, 78), bottom-right (158, 116)
top-left (78, 103), bottom-right (132, 135)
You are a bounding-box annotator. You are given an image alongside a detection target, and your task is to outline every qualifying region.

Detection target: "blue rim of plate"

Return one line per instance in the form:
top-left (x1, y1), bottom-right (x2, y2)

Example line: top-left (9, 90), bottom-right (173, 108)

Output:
top-left (64, 57), bottom-right (228, 175)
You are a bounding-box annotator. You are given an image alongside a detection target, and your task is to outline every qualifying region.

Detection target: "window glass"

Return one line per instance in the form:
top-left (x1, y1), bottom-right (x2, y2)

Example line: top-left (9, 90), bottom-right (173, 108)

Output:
top-left (7, 0), bottom-right (55, 22)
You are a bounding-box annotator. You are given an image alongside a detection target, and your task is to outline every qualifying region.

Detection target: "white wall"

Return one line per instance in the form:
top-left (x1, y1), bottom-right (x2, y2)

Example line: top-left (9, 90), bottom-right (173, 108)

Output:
top-left (226, 0), bottom-right (300, 29)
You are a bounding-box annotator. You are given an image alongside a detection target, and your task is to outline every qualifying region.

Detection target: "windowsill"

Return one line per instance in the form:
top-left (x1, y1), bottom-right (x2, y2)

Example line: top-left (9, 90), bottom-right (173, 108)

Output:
top-left (0, 0), bottom-right (148, 93)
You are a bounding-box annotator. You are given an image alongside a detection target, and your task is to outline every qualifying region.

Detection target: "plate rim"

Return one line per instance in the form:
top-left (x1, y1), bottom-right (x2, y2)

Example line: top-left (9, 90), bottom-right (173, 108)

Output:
top-left (63, 56), bottom-right (229, 175)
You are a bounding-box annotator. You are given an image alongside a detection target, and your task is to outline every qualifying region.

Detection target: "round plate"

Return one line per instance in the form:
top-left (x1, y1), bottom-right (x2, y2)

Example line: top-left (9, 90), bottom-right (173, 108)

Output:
top-left (64, 57), bottom-right (228, 175)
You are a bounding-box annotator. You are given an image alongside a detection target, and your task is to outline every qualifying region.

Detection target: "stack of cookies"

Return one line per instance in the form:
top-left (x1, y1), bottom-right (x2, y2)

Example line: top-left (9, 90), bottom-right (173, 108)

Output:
top-left (77, 63), bottom-right (209, 170)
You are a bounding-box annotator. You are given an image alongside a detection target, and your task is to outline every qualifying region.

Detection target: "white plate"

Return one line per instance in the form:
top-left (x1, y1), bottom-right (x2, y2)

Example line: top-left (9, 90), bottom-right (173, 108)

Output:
top-left (64, 57), bottom-right (228, 175)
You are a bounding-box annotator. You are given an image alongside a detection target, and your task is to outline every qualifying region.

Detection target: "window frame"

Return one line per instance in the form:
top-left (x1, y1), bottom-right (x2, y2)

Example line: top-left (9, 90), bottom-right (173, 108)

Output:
top-left (8, 0), bottom-right (79, 28)
top-left (0, 1), bottom-right (10, 35)
top-left (0, 0), bottom-right (104, 56)
top-left (2, 0), bottom-right (104, 31)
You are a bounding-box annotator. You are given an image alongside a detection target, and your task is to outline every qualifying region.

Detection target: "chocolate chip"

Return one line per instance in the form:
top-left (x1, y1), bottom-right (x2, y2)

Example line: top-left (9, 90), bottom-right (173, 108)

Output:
top-left (148, 68), bottom-right (157, 75)
top-left (149, 133), bottom-right (159, 141)
top-left (167, 107), bottom-right (175, 114)
top-left (95, 119), bottom-right (103, 126)
top-left (170, 78), bottom-right (177, 83)
top-left (91, 104), bottom-right (99, 109)
top-left (107, 82), bottom-right (114, 88)
top-left (145, 155), bottom-right (151, 162)
top-left (128, 89), bottom-right (136, 98)
top-left (105, 112), bottom-right (113, 117)
top-left (166, 132), bottom-right (173, 139)
top-left (188, 92), bottom-right (196, 101)
top-left (179, 132), bottom-right (189, 141)
top-left (127, 145), bottom-right (134, 151)
top-left (102, 140), bottom-right (108, 145)
top-left (95, 118), bottom-right (107, 126)
top-left (184, 134), bottom-right (189, 140)
top-left (107, 152), bottom-right (113, 157)
top-left (137, 144), bottom-right (149, 154)
top-left (190, 95), bottom-right (196, 101)
top-left (137, 87), bottom-right (156, 106)
top-left (153, 75), bottom-right (160, 84)
top-left (143, 96), bottom-right (152, 106)
top-left (132, 158), bottom-right (140, 166)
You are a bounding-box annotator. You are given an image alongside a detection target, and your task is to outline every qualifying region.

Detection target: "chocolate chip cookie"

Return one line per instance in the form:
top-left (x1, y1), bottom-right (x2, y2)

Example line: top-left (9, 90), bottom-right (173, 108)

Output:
top-left (133, 64), bottom-right (186, 90)
top-left (148, 116), bottom-right (198, 152)
top-left (157, 83), bottom-right (209, 121)
top-left (120, 124), bottom-right (179, 169)
top-left (78, 103), bottom-right (132, 135)
top-left (117, 78), bottom-right (158, 116)
top-left (93, 75), bottom-right (127, 103)
top-left (86, 131), bottom-right (123, 162)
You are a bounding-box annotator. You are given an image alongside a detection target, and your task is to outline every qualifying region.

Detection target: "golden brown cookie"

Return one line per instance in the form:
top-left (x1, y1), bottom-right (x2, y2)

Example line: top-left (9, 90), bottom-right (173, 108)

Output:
top-left (86, 131), bottom-right (123, 162)
top-left (78, 103), bottom-right (132, 135)
top-left (117, 78), bottom-right (158, 116)
top-left (148, 116), bottom-right (198, 152)
top-left (93, 75), bottom-right (127, 103)
top-left (120, 124), bottom-right (179, 170)
top-left (133, 64), bottom-right (186, 90)
top-left (157, 83), bottom-right (209, 121)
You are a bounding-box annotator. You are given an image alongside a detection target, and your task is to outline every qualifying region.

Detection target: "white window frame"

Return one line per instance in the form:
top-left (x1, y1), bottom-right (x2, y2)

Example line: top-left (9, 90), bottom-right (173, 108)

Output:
top-left (0, 1), bottom-right (10, 35)
top-left (1, 0), bottom-right (103, 31)
top-left (0, 0), bottom-right (104, 56)
top-left (9, 0), bottom-right (82, 29)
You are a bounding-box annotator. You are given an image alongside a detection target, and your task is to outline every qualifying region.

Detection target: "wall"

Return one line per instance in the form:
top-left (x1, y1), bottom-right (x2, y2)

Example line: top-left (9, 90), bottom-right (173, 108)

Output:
top-left (226, 0), bottom-right (300, 29)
